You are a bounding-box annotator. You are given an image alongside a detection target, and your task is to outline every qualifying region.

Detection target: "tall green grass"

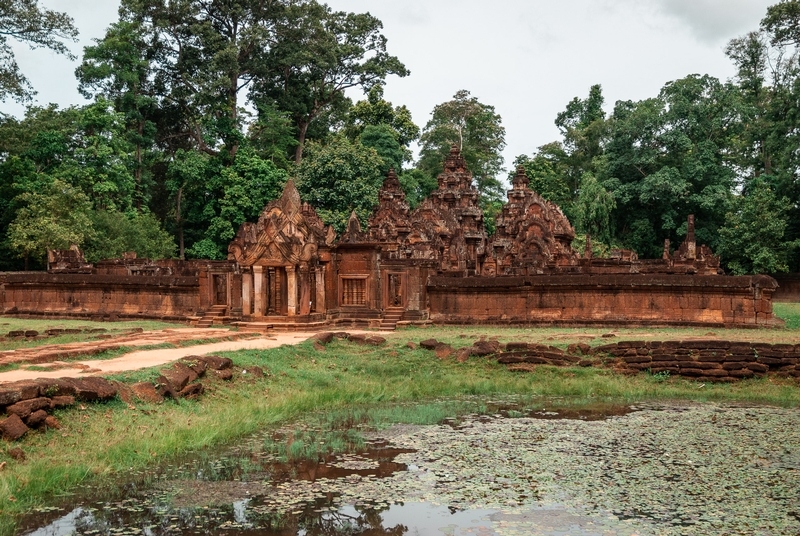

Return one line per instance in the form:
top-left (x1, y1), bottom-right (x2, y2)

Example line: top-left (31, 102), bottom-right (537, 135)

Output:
top-left (774, 302), bottom-right (800, 329)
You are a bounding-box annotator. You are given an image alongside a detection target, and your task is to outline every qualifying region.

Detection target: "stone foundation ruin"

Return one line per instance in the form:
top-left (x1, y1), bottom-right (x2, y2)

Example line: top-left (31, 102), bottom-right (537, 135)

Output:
top-left (0, 146), bottom-right (779, 328)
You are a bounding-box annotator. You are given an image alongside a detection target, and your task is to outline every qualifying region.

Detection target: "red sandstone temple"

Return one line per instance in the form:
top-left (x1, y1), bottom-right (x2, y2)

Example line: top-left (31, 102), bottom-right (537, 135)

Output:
top-left (0, 146), bottom-right (779, 328)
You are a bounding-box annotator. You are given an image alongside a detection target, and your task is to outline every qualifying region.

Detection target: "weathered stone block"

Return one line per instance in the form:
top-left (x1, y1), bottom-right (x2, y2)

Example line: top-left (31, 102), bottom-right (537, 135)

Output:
top-left (6, 397), bottom-right (51, 419)
top-left (25, 410), bottom-right (48, 428)
top-left (471, 341), bottom-right (500, 356)
top-left (699, 369), bottom-right (729, 377)
top-left (366, 336), bottom-right (386, 346)
top-left (722, 362), bottom-right (746, 370)
top-left (199, 355), bottom-right (232, 370)
top-left (155, 375), bottom-right (178, 400)
top-left (685, 361), bottom-right (723, 370)
top-left (212, 369), bottom-right (233, 381)
top-left (182, 359), bottom-right (208, 379)
top-left (313, 332), bottom-right (335, 345)
top-left (131, 382), bottom-right (163, 403)
top-left (419, 339), bottom-right (439, 350)
top-left (622, 355), bottom-right (653, 365)
top-left (0, 415), bottom-right (28, 441)
top-left (72, 378), bottom-right (117, 402)
top-left (618, 341), bottom-right (646, 348)
top-left (242, 366), bottom-right (264, 378)
top-left (161, 363), bottom-right (198, 392)
top-left (178, 383), bottom-right (204, 399)
top-left (347, 333), bottom-right (367, 345)
top-left (49, 395), bottom-right (75, 408)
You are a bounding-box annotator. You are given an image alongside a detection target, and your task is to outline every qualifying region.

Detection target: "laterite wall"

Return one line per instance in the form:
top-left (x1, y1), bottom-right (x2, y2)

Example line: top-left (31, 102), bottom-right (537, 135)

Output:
top-left (0, 273), bottom-right (200, 321)
top-left (427, 274), bottom-right (779, 327)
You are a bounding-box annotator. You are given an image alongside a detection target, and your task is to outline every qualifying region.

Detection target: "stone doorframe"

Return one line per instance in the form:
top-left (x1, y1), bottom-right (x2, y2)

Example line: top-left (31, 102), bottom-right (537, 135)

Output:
top-left (383, 271), bottom-right (407, 309)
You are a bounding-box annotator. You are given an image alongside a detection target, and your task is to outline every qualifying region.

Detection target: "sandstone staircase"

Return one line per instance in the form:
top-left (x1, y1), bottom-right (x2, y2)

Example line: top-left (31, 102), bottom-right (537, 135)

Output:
top-left (196, 305), bottom-right (227, 328)
top-left (379, 307), bottom-right (404, 331)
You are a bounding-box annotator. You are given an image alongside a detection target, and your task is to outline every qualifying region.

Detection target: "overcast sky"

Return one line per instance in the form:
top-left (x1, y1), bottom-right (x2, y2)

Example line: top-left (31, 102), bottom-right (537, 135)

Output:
top-left (5, 0), bottom-right (775, 174)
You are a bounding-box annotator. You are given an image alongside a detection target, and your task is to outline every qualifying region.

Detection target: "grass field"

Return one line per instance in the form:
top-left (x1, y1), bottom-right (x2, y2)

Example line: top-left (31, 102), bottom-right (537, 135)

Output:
top-left (0, 309), bottom-right (798, 535)
top-left (0, 317), bottom-right (185, 352)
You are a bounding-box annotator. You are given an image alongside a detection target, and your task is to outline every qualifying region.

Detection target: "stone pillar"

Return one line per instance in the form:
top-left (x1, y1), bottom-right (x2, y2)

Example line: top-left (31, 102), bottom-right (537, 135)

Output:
top-left (242, 271), bottom-right (253, 316)
top-left (315, 265), bottom-right (326, 313)
top-left (686, 215), bottom-right (696, 260)
top-left (287, 265), bottom-right (297, 316)
top-left (253, 266), bottom-right (264, 317)
top-left (299, 265), bottom-right (311, 316)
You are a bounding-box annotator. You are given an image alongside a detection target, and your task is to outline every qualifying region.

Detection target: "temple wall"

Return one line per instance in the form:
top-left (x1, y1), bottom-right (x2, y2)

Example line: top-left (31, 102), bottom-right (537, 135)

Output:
top-left (771, 274), bottom-right (800, 302)
top-left (427, 274), bottom-right (778, 327)
top-left (0, 273), bottom-right (200, 321)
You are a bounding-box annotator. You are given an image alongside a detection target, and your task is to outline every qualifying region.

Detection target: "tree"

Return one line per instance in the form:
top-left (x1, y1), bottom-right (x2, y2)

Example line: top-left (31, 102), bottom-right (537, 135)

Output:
top-left (167, 145), bottom-right (288, 260)
top-left (84, 210), bottom-right (176, 262)
top-left (762, 0), bottom-right (800, 45)
top-left (574, 173), bottom-right (616, 244)
top-left (7, 179), bottom-right (94, 269)
top-left (110, 0), bottom-right (286, 162)
top-left (359, 124), bottom-right (404, 176)
top-left (603, 75), bottom-right (737, 257)
top-left (511, 144), bottom-right (573, 216)
top-left (0, 0), bottom-right (78, 102)
top-left (555, 84), bottom-right (608, 195)
top-left (417, 90), bottom-right (506, 206)
top-left (295, 136), bottom-right (384, 233)
top-left (77, 21), bottom-right (159, 210)
top-left (247, 101), bottom-right (297, 169)
top-left (342, 84), bottom-right (419, 161)
top-left (718, 180), bottom-right (799, 274)
top-left (255, 2), bottom-right (408, 163)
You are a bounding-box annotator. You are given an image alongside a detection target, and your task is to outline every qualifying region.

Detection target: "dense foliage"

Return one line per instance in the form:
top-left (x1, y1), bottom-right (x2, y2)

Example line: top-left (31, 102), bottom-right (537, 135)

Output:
top-left (0, 0), bottom-right (798, 274)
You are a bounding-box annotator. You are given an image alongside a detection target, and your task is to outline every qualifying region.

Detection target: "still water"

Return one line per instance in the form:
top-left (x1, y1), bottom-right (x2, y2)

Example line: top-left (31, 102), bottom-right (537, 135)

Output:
top-left (19, 401), bottom-right (800, 536)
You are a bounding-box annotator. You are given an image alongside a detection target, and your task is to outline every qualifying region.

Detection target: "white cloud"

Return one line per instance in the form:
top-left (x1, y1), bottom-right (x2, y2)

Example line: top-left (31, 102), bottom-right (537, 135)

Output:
top-left (655, 0), bottom-right (773, 43)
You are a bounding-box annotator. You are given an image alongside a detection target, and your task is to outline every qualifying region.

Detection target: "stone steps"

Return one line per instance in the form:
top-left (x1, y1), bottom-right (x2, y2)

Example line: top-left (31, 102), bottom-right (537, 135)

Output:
top-left (379, 307), bottom-right (404, 331)
top-left (195, 305), bottom-right (228, 328)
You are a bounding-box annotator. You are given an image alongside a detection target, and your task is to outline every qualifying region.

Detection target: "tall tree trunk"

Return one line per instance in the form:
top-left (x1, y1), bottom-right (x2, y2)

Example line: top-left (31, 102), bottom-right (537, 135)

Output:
top-left (24, 253), bottom-right (29, 271)
top-left (294, 121), bottom-right (310, 164)
top-left (136, 121), bottom-right (143, 212)
top-left (176, 187), bottom-right (184, 259)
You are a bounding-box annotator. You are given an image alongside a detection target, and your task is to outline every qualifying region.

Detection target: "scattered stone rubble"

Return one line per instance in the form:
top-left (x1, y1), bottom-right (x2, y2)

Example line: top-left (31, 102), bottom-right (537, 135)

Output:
top-left (0, 354), bottom-right (243, 442)
top-left (312, 332), bottom-right (387, 347)
top-left (415, 338), bottom-right (800, 382)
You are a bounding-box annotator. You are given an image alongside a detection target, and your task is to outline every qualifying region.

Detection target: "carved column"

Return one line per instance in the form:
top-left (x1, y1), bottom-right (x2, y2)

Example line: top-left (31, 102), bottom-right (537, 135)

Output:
top-left (286, 265), bottom-right (297, 316)
top-left (253, 266), bottom-right (264, 317)
top-left (242, 271), bottom-right (253, 316)
top-left (299, 264), bottom-right (311, 316)
top-left (315, 265), bottom-right (326, 314)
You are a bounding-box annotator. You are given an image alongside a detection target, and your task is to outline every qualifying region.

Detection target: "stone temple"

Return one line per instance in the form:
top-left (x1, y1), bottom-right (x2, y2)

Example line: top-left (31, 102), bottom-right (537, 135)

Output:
top-left (0, 146), bottom-right (778, 329)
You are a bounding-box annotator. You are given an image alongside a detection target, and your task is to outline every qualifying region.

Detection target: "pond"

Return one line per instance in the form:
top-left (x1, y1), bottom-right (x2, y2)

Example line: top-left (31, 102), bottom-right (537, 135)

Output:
top-left (19, 400), bottom-right (800, 536)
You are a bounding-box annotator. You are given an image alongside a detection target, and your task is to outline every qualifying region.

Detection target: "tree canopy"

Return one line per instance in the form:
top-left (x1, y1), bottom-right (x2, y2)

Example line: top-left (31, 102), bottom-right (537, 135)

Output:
top-left (0, 0), bottom-right (798, 276)
top-left (0, 0), bottom-right (78, 102)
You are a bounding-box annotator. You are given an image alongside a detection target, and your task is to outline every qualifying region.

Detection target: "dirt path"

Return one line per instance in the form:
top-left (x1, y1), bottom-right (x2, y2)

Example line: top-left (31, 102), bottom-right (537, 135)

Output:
top-left (0, 332), bottom-right (325, 383)
top-left (0, 328), bottom-right (256, 367)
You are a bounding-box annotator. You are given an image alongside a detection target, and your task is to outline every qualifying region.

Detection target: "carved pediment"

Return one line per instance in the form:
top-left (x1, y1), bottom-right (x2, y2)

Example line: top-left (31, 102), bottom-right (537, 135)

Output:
top-left (228, 180), bottom-right (329, 266)
top-left (491, 166), bottom-right (579, 275)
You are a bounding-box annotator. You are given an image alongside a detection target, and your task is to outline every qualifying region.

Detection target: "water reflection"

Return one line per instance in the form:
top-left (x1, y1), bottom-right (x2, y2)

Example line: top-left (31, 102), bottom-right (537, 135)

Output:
top-left (19, 400), bottom-right (644, 536)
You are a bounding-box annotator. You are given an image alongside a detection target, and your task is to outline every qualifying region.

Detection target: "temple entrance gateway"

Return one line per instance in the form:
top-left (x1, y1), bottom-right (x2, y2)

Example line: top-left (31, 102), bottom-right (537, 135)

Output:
top-left (228, 180), bottom-right (335, 321)
top-left (264, 267), bottom-right (287, 316)
top-left (386, 273), bottom-right (405, 307)
top-left (212, 275), bottom-right (227, 306)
